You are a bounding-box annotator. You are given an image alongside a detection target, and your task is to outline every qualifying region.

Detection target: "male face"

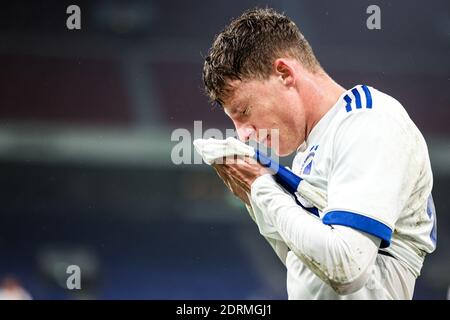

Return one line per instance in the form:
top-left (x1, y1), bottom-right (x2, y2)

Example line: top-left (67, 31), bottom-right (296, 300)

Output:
top-left (222, 72), bottom-right (307, 157)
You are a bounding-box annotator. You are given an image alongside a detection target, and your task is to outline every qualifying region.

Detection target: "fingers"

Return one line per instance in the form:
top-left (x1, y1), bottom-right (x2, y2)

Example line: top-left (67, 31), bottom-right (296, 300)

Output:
top-left (213, 164), bottom-right (233, 190)
top-left (212, 163), bottom-right (251, 201)
top-left (213, 163), bottom-right (241, 190)
top-left (233, 176), bottom-right (251, 193)
top-left (212, 155), bottom-right (265, 192)
top-left (215, 165), bottom-right (250, 193)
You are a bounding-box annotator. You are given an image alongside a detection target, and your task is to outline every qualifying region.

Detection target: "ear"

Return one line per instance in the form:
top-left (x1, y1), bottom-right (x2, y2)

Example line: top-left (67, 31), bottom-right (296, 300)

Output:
top-left (274, 59), bottom-right (295, 87)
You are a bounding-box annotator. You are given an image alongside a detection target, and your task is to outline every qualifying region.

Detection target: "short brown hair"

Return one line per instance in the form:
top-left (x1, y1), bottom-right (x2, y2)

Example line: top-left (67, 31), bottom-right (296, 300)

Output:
top-left (202, 8), bottom-right (322, 104)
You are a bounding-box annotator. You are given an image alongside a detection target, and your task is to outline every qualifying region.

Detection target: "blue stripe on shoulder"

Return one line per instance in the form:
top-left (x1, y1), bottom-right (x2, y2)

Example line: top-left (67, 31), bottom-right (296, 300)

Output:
top-left (351, 88), bottom-right (362, 109)
top-left (343, 85), bottom-right (373, 112)
top-left (361, 85), bottom-right (372, 109)
top-left (343, 94), bottom-right (352, 112)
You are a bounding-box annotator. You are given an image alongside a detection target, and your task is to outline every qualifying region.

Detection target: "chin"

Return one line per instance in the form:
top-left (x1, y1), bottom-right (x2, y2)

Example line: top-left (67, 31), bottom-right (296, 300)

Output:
top-left (275, 150), bottom-right (293, 157)
top-left (273, 145), bottom-right (295, 157)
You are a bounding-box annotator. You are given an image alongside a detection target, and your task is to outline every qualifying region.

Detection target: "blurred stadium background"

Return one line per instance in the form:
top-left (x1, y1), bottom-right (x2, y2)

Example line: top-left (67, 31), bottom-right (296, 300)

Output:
top-left (0, 0), bottom-right (448, 299)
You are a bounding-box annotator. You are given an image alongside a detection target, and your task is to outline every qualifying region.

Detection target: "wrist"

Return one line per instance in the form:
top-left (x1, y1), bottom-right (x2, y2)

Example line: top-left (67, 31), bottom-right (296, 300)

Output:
top-left (250, 173), bottom-right (276, 198)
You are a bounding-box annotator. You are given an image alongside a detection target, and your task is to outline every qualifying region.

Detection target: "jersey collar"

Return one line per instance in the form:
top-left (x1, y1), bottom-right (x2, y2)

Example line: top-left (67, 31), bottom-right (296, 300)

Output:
top-left (296, 87), bottom-right (353, 154)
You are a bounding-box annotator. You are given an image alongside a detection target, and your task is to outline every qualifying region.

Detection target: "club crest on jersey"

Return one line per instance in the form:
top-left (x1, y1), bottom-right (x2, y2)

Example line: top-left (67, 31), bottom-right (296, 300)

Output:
top-left (300, 145), bottom-right (319, 175)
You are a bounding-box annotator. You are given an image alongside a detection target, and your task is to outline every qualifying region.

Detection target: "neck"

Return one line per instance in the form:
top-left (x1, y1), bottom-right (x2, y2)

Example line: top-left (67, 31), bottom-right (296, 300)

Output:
top-left (302, 71), bottom-right (346, 140)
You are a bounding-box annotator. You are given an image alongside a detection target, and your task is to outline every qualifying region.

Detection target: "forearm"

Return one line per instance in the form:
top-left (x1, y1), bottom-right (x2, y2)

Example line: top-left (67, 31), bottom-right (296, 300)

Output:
top-left (264, 237), bottom-right (290, 266)
top-left (244, 203), bottom-right (290, 266)
top-left (251, 174), bottom-right (380, 295)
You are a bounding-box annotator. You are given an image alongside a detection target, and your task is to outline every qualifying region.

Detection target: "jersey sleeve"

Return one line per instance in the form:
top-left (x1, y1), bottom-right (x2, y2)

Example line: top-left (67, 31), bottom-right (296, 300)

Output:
top-left (323, 109), bottom-right (417, 248)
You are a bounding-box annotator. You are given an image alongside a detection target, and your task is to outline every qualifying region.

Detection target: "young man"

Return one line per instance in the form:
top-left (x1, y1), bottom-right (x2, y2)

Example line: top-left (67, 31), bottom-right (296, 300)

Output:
top-left (202, 8), bottom-right (436, 299)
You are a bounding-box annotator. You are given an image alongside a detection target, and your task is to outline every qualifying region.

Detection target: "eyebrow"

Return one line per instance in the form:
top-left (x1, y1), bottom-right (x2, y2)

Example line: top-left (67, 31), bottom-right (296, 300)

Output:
top-left (233, 106), bottom-right (247, 118)
top-left (223, 96), bottom-right (246, 117)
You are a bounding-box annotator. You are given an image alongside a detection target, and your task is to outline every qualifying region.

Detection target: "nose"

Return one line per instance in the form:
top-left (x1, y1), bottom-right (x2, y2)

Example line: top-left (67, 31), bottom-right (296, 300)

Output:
top-left (235, 123), bottom-right (255, 142)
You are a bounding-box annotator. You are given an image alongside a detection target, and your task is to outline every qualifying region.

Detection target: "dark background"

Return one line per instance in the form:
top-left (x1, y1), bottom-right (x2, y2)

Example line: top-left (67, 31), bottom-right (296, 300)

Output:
top-left (0, 0), bottom-right (448, 299)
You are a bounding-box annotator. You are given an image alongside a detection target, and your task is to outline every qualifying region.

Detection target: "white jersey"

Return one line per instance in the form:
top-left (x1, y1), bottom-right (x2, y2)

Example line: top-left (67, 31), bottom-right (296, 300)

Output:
top-left (287, 84), bottom-right (436, 298)
top-left (248, 84), bottom-right (437, 299)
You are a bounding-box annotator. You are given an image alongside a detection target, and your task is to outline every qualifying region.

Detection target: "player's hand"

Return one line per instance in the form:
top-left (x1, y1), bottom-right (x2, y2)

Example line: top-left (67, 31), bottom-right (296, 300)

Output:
top-left (212, 156), bottom-right (271, 206)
